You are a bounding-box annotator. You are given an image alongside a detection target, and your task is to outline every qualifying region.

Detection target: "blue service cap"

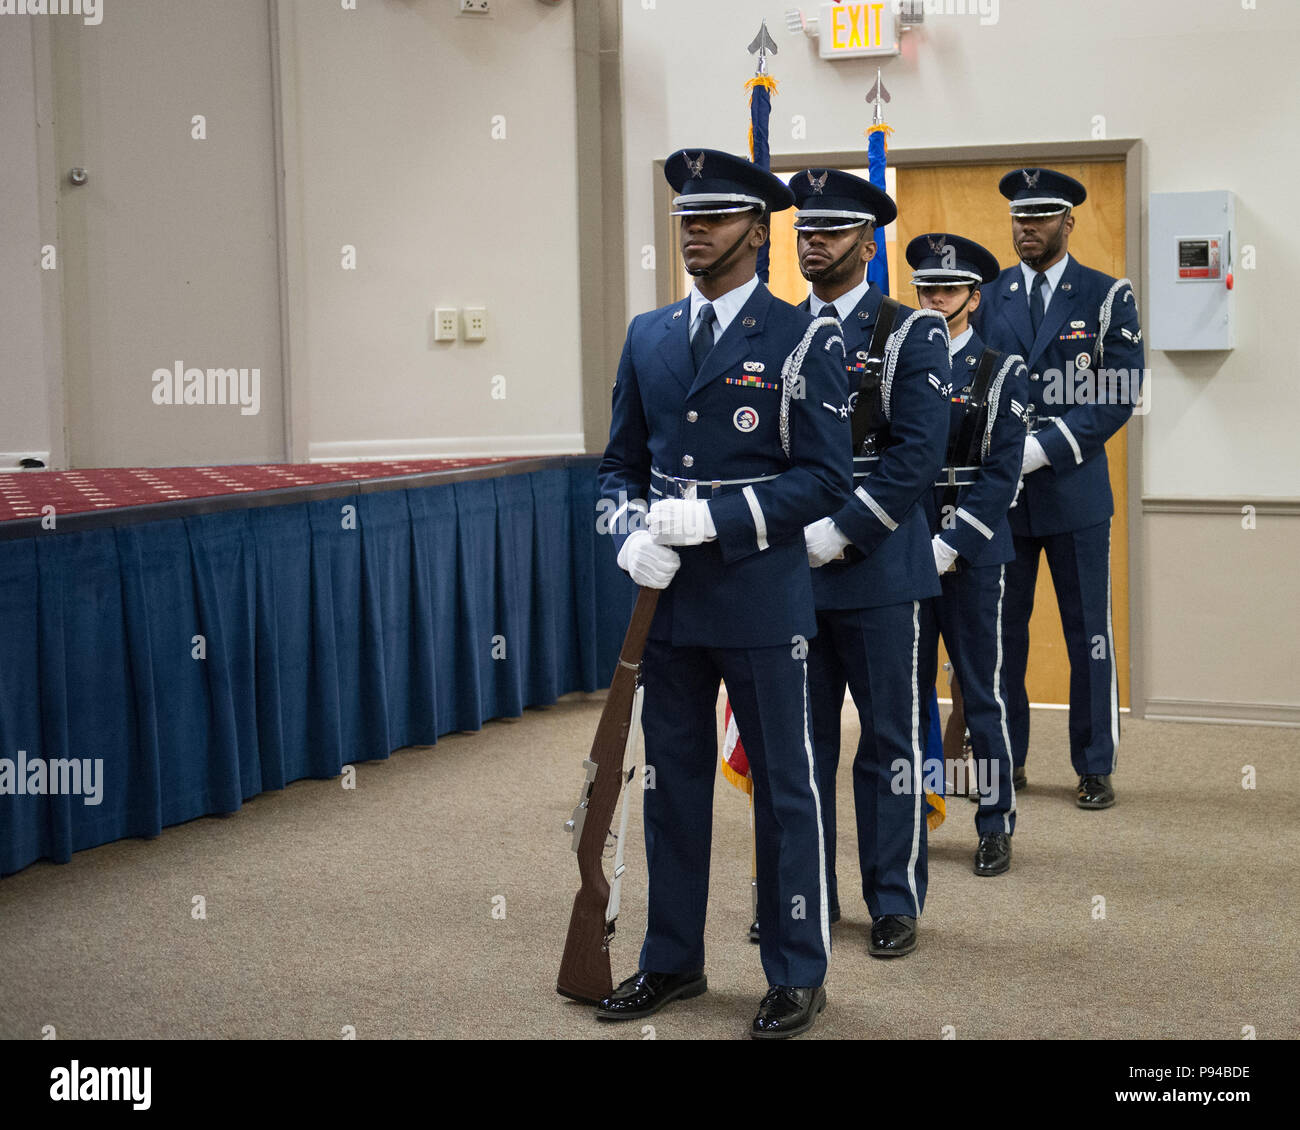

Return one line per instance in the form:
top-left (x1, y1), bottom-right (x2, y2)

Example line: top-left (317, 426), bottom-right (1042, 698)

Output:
top-left (665, 149), bottom-right (795, 216)
top-left (1000, 168), bottom-right (1086, 216)
top-left (906, 233), bottom-right (1001, 287)
top-left (789, 168), bottom-right (897, 231)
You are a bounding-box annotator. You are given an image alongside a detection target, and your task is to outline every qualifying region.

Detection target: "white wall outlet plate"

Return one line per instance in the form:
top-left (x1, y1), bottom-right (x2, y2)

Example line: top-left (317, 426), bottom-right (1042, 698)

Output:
top-left (434, 308), bottom-right (459, 342)
top-left (459, 0), bottom-right (492, 15)
top-left (462, 306), bottom-right (488, 342)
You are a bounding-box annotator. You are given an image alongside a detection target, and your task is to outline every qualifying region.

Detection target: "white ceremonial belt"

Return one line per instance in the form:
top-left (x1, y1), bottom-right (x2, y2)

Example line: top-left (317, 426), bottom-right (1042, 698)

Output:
top-left (851, 454), bottom-right (880, 481)
top-left (650, 467), bottom-right (778, 500)
top-left (935, 464), bottom-right (980, 489)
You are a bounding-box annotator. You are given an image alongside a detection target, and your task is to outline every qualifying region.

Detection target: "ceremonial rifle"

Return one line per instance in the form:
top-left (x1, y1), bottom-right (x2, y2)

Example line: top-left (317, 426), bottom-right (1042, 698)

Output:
top-left (557, 586), bottom-right (659, 1005)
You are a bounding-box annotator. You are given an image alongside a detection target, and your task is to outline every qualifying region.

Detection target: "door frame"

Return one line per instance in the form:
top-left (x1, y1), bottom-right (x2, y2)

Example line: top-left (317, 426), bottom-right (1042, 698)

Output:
top-left (652, 138), bottom-right (1149, 717)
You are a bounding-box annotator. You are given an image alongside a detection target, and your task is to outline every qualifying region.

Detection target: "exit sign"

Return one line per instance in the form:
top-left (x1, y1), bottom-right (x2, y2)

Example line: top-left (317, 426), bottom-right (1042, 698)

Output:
top-left (818, 2), bottom-right (899, 58)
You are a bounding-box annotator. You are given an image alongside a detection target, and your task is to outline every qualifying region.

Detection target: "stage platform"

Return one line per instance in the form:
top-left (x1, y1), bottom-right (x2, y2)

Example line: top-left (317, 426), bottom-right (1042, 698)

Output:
top-left (0, 455), bottom-right (634, 876)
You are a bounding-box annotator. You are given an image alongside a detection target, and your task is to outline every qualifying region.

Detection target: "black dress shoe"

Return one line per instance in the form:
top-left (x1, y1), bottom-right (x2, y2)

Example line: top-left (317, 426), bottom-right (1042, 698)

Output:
top-left (1013, 765), bottom-right (1027, 790)
top-left (751, 985), bottom-right (826, 1039)
top-left (868, 914), bottom-right (917, 958)
top-left (1076, 774), bottom-right (1115, 809)
top-left (749, 906), bottom-right (839, 943)
top-left (594, 969), bottom-right (706, 1021)
top-left (973, 831), bottom-right (1012, 876)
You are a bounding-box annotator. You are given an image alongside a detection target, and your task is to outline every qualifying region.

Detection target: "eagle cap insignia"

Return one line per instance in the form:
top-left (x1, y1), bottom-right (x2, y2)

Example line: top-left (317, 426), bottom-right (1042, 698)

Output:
top-left (1023, 168), bottom-right (1041, 188)
top-left (807, 170), bottom-right (829, 194)
top-left (927, 234), bottom-right (947, 255)
top-left (686, 152), bottom-right (706, 179)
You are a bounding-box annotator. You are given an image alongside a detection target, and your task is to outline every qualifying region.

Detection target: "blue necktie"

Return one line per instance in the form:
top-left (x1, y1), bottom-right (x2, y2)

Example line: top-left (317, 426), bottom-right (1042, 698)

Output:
top-left (1029, 272), bottom-right (1048, 336)
top-left (691, 304), bottom-right (716, 374)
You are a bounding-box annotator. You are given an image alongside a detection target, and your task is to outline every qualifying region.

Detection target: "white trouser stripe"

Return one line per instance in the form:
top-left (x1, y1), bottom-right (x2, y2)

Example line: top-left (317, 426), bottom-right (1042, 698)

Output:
top-left (904, 601), bottom-right (923, 916)
top-left (742, 485), bottom-right (769, 551)
top-left (1106, 524), bottom-right (1120, 769)
top-left (1055, 417), bottom-right (1084, 465)
top-left (854, 486), bottom-right (898, 531)
top-left (993, 565), bottom-right (1016, 831)
top-left (801, 662), bottom-right (833, 961)
top-left (957, 507), bottom-right (995, 541)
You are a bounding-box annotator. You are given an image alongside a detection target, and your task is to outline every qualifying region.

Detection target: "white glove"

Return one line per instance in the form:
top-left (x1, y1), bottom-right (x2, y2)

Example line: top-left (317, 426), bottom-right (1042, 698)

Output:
top-left (804, 517), bottom-right (851, 568)
top-left (617, 529), bottom-right (681, 589)
top-left (648, 499), bottom-right (716, 546)
top-left (1021, 435), bottom-right (1050, 475)
top-left (932, 536), bottom-right (960, 575)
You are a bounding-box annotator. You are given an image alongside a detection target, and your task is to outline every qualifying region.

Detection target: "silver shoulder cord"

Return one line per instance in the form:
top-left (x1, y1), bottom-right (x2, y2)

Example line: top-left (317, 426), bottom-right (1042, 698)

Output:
top-left (981, 354), bottom-right (1025, 461)
top-left (1095, 278), bottom-right (1134, 368)
top-left (882, 308), bottom-right (949, 423)
top-left (780, 316), bottom-right (843, 460)
top-left (604, 681), bottom-right (645, 929)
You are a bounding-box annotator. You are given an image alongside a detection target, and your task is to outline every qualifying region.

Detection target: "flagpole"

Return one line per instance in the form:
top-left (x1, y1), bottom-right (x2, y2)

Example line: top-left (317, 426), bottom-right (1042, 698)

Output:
top-left (746, 19), bottom-right (779, 284)
top-left (865, 69), bottom-right (893, 296)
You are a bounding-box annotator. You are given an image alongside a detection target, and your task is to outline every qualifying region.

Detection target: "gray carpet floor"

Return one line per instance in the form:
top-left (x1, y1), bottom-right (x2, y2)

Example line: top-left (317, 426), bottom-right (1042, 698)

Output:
top-left (1, 697), bottom-right (1297, 1041)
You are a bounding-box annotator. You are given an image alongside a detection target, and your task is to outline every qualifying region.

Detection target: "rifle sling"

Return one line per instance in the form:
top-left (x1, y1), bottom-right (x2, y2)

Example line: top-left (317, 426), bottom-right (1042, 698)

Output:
top-left (941, 347), bottom-right (1000, 516)
top-left (849, 296), bottom-right (900, 456)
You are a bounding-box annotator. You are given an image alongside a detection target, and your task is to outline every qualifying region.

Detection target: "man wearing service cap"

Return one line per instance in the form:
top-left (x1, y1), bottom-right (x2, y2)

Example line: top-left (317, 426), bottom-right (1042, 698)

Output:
top-left (789, 168), bottom-right (950, 960)
top-left (907, 232), bottom-right (1029, 876)
top-left (971, 169), bottom-right (1145, 810)
top-left (596, 149), bottom-right (852, 1038)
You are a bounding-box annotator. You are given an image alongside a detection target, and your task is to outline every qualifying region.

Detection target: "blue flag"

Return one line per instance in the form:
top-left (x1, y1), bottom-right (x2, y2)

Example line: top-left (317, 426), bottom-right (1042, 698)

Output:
top-left (866, 124), bottom-right (890, 296)
top-left (747, 75), bottom-right (778, 284)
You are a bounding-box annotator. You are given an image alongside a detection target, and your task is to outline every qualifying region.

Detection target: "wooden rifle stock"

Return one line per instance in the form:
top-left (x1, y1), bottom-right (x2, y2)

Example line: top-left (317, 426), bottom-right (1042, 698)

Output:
top-left (942, 668), bottom-right (973, 796)
top-left (557, 586), bottom-right (660, 1005)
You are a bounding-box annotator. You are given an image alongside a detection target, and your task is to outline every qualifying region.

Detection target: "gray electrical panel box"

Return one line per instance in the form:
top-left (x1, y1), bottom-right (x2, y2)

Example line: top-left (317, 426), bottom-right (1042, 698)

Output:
top-left (1148, 190), bottom-right (1236, 350)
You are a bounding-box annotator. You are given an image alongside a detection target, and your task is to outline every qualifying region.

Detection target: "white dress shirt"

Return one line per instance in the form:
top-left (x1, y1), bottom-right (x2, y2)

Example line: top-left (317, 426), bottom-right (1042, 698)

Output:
top-left (1019, 253), bottom-right (1070, 314)
top-left (689, 275), bottom-right (760, 343)
top-left (809, 273), bottom-right (872, 322)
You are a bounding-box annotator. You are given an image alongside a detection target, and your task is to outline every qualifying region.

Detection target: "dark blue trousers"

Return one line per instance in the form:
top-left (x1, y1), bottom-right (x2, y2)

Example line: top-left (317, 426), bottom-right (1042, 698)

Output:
top-left (807, 602), bottom-right (930, 921)
top-left (923, 564), bottom-right (1017, 836)
top-left (1003, 519), bottom-right (1120, 777)
top-left (639, 638), bottom-right (830, 988)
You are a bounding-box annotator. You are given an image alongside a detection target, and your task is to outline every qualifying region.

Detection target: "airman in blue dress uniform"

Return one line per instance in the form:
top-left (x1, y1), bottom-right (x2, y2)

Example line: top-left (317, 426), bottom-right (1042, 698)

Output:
top-left (595, 149), bottom-right (852, 1038)
top-left (971, 169), bottom-right (1145, 810)
top-left (789, 168), bottom-right (951, 959)
top-left (907, 233), bottom-right (1029, 876)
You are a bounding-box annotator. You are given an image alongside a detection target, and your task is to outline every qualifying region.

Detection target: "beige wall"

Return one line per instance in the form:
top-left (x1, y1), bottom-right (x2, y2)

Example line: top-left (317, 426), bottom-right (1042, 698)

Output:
top-left (619, 0), bottom-right (1300, 720)
top-left (2, 0), bottom-right (585, 467)
top-left (621, 0), bottom-right (1297, 498)
top-left (1142, 503), bottom-right (1300, 725)
top-left (0, 20), bottom-right (56, 468)
top-left (279, 0), bottom-right (584, 461)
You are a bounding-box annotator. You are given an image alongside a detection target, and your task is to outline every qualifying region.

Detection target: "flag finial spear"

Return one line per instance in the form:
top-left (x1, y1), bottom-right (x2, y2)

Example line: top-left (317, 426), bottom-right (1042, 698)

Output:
top-left (748, 18), bottom-right (779, 76)
top-left (866, 69), bottom-right (891, 125)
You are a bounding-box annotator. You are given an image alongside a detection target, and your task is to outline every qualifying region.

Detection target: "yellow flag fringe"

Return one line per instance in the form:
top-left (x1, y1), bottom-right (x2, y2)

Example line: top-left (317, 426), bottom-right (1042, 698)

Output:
top-left (721, 756), bottom-right (754, 796)
top-left (864, 122), bottom-right (895, 152)
top-left (745, 75), bottom-right (779, 160)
